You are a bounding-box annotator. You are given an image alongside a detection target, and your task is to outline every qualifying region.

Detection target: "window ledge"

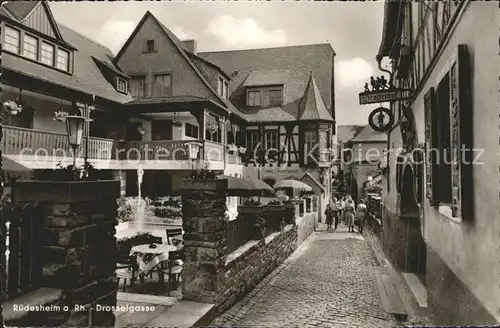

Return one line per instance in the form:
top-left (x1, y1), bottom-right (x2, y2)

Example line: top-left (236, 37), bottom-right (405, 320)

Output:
top-left (4, 288), bottom-right (63, 322)
top-left (438, 205), bottom-right (463, 224)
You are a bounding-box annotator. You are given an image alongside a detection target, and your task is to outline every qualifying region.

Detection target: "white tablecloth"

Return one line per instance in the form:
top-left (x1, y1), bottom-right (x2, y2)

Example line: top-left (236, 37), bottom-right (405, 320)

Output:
top-left (130, 243), bottom-right (178, 274)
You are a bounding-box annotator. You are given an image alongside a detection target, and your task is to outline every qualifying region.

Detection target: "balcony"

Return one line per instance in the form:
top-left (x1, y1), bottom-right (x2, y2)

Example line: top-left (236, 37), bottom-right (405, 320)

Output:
top-left (1, 126), bottom-right (226, 170)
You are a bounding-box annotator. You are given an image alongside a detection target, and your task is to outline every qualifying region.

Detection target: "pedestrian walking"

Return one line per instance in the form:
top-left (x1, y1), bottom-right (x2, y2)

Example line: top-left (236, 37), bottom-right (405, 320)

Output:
top-left (331, 197), bottom-right (341, 230)
top-left (325, 203), bottom-right (335, 232)
top-left (356, 199), bottom-right (367, 233)
top-left (343, 199), bottom-right (356, 232)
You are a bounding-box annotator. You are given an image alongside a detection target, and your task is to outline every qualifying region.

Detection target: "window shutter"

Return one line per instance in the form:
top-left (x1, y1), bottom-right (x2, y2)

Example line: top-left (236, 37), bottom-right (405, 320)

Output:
top-left (424, 87), bottom-right (440, 205)
top-left (449, 44), bottom-right (473, 219)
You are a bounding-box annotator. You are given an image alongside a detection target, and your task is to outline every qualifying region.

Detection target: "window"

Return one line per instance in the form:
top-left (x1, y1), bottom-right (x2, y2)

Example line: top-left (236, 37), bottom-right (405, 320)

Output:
top-left (246, 130), bottom-right (260, 151)
top-left (265, 130), bottom-right (278, 149)
top-left (435, 73), bottom-right (452, 203)
top-left (146, 40), bottom-right (155, 52)
top-left (41, 42), bottom-right (54, 66)
top-left (269, 89), bottom-right (282, 106)
top-left (218, 77), bottom-right (223, 96)
top-left (4, 26), bottom-right (20, 54)
top-left (223, 81), bottom-right (228, 99)
top-left (154, 74), bottom-right (172, 96)
top-left (185, 123), bottom-right (199, 138)
top-left (117, 78), bottom-right (128, 93)
top-left (56, 48), bottom-right (69, 71)
top-left (247, 90), bottom-right (261, 107)
top-left (305, 130), bottom-right (317, 152)
top-left (23, 34), bottom-right (38, 60)
top-left (130, 76), bottom-right (146, 97)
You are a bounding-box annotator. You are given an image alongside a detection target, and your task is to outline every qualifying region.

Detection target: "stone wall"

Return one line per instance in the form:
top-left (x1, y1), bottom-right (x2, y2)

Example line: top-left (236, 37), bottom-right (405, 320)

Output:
top-left (217, 224), bottom-right (298, 314)
top-left (4, 180), bottom-right (120, 327)
top-left (296, 212), bottom-right (316, 245)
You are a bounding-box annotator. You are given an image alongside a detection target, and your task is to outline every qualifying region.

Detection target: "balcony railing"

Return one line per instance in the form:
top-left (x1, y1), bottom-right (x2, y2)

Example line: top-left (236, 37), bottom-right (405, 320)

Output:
top-left (0, 125), bottom-right (226, 163)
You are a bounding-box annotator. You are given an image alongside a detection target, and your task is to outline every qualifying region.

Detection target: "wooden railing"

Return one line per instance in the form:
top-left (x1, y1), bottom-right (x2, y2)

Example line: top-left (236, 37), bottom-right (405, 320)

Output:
top-left (226, 215), bottom-right (253, 254)
top-left (4, 203), bottom-right (44, 300)
top-left (0, 126), bottom-right (228, 163)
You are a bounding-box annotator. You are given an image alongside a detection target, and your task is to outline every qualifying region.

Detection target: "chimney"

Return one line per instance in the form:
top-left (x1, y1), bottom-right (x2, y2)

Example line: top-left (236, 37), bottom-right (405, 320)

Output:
top-left (183, 40), bottom-right (197, 55)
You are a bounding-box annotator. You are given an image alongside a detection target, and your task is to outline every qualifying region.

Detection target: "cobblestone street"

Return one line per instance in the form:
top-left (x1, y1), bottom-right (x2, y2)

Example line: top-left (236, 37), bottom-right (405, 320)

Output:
top-left (213, 224), bottom-right (397, 328)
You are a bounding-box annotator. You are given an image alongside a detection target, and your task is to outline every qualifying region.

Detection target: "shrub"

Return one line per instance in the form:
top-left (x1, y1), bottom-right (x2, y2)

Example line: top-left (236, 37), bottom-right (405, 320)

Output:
top-left (116, 232), bottom-right (163, 256)
top-left (117, 197), bottom-right (154, 222)
top-left (154, 205), bottom-right (182, 218)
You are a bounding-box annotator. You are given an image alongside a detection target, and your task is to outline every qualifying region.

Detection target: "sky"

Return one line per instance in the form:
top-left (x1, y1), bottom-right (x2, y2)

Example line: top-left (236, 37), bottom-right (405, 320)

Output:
top-left (50, 1), bottom-right (390, 126)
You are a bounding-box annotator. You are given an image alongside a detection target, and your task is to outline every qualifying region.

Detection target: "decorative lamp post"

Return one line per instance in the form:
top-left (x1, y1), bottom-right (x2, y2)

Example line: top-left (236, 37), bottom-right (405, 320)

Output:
top-left (187, 142), bottom-right (202, 171)
top-left (65, 115), bottom-right (86, 166)
top-left (206, 115), bottom-right (219, 141)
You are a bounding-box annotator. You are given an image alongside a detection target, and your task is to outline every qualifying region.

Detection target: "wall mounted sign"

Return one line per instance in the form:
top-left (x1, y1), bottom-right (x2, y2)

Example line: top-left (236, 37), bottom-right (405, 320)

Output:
top-left (358, 75), bottom-right (411, 105)
top-left (368, 107), bottom-right (394, 132)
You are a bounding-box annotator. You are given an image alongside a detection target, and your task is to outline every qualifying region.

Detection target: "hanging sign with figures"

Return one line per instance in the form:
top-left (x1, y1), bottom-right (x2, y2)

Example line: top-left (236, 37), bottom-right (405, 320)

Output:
top-left (368, 107), bottom-right (394, 133)
top-left (358, 75), bottom-right (411, 105)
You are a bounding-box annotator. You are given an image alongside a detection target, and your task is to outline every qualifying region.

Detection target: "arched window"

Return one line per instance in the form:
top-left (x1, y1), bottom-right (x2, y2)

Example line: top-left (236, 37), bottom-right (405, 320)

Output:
top-left (263, 178), bottom-right (275, 187)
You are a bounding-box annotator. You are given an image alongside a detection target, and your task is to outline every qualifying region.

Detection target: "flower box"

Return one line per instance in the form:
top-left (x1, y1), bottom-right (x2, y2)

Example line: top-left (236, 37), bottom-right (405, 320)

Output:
top-left (263, 204), bottom-right (284, 212)
top-left (237, 205), bottom-right (264, 214)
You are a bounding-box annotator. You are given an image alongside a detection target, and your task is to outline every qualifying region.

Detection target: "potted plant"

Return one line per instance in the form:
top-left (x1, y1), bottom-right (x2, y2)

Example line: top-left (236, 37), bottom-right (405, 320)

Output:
top-left (2, 99), bottom-right (23, 115)
top-left (226, 144), bottom-right (238, 155)
top-left (238, 198), bottom-right (263, 214)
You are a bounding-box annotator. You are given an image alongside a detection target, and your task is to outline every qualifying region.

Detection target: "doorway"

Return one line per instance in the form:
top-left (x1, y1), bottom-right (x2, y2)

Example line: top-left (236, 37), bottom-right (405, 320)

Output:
top-left (400, 165), bottom-right (427, 282)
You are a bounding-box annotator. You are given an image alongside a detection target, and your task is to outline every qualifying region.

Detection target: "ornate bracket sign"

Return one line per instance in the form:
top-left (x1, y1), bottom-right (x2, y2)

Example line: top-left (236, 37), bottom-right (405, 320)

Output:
top-left (358, 75), bottom-right (411, 105)
top-left (368, 107), bottom-right (394, 133)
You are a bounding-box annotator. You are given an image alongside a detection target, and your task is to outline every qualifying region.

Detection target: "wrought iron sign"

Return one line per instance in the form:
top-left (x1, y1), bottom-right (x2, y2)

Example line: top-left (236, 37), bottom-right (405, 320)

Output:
top-left (358, 75), bottom-right (411, 105)
top-left (368, 107), bottom-right (394, 133)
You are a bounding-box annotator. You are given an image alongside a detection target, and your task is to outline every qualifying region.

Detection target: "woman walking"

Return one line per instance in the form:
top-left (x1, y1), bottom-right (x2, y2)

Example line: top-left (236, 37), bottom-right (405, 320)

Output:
top-left (331, 197), bottom-right (341, 231)
top-left (325, 203), bottom-right (335, 232)
top-left (343, 198), bottom-right (356, 232)
top-left (356, 199), bottom-right (367, 233)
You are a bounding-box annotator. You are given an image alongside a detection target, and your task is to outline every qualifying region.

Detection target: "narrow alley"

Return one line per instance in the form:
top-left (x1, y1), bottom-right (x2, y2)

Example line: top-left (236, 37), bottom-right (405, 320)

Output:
top-left (212, 224), bottom-right (398, 328)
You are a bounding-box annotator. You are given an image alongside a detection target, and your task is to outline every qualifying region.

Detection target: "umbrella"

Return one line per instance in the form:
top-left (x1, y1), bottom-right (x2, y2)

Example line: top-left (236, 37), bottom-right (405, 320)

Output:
top-left (216, 175), bottom-right (261, 196)
top-left (273, 179), bottom-right (313, 192)
top-left (245, 178), bottom-right (275, 196)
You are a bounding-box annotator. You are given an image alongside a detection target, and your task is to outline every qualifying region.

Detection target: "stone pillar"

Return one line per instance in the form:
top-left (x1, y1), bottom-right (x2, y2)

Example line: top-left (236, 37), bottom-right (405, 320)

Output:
top-left (112, 170), bottom-right (126, 197)
top-left (181, 178), bottom-right (228, 304)
top-left (13, 180), bottom-right (120, 327)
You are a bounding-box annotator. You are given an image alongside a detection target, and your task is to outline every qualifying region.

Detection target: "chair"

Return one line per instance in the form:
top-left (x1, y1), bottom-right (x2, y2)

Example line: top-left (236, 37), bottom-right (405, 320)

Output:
top-left (157, 250), bottom-right (184, 296)
top-left (165, 228), bottom-right (183, 245)
top-left (116, 255), bottom-right (138, 292)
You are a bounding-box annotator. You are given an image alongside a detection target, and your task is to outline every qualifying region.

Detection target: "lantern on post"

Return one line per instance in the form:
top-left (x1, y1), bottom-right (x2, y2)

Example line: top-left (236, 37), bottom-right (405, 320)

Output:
top-left (64, 115), bottom-right (91, 166)
top-left (187, 142), bottom-right (202, 171)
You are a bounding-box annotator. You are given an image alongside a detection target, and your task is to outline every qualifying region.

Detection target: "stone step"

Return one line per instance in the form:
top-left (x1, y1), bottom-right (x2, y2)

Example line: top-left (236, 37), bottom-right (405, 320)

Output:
top-left (375, 267), bottom-right (407, 317)
top-left (401, 273), bottom-right (427, 308)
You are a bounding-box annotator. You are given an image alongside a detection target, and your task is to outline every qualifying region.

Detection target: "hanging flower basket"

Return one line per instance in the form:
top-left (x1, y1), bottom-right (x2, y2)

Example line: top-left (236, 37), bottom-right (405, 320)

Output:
top-left (2, 100), bottom-right (23, 115)
top-left (54, 109), bottom-right (70, 122)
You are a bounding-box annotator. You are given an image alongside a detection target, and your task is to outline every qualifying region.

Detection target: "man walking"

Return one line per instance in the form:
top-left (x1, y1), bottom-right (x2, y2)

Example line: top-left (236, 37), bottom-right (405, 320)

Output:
top-left (331, 197), bottom-right (341, 231)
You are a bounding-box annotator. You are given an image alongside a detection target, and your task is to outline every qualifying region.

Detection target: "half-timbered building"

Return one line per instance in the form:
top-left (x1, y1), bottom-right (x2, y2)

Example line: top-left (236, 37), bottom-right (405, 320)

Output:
top-left (375, 1), bottom-right (499, 324)
top-left (1, 3), bottom-right (335, 218)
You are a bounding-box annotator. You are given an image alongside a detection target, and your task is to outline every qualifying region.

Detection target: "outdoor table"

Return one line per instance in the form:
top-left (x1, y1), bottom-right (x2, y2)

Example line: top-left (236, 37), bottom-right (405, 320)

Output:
top-left (130, 243), bottom-right (179, 275)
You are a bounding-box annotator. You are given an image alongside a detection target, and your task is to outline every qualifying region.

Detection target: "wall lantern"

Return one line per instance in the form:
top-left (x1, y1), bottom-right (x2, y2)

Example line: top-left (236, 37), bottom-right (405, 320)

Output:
top-left (187, 142), bottom-right (202, 170)
top-left (137, 124), bottom-right (146, 135)
top-left (65, 115), bottom-right (92, 165)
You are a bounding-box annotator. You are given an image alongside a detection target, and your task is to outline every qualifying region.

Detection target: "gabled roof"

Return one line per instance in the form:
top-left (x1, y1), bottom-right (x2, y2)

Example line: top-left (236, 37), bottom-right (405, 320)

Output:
top-left (198, 44), bottom-right (335, 122)
top-left (2, 2), bottom-right (67, 46)
top-left (300, 172), bottom-right (326, 193)
top-left (2, 21), bottom-right (132, 104)
top-left (351, 125), bottom-right (387, 143)
top-left (245, 107), bottom-right (295, 122)
top-left (114, 11), bottom-right (245, 120)
top-left (337, 125), bottom-right (365, 143)
top-left (298, 73), bottom-right (334, 121)
top-left (243, 69), bottom-right (290, 87)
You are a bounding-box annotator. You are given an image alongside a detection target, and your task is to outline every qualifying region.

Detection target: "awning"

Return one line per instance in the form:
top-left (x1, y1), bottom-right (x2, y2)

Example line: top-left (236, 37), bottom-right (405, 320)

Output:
top-left (2, 155), bottom-right (32, 171)
top-left (376, 0), bottom-right (405, 61)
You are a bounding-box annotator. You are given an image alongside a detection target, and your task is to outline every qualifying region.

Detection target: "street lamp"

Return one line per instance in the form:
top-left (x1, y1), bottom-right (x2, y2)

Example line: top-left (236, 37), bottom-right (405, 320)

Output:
top-left (187, 142), bottom-right (202, 171)
top-left (65, 115), bottom-right (90, 166)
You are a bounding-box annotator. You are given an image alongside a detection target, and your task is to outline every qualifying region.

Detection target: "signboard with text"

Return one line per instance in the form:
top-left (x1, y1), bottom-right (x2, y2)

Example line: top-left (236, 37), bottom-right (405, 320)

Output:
top-left (359, 89), bottom-right (411, 105)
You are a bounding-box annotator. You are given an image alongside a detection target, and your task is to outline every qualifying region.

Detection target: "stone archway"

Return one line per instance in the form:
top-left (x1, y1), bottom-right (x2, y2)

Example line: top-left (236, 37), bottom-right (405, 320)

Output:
top-left (400, 164), bottom-right (427, 279)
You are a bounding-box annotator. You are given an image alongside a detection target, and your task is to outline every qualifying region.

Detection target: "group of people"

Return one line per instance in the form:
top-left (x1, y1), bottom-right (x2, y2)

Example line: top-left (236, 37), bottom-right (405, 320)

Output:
top-left (324, 195), bottom-right (367, 233)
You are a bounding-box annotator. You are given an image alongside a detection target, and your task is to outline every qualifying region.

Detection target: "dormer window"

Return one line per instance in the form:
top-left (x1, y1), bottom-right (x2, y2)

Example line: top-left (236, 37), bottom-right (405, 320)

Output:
top-left (56, 48), bottom-right (69, 71)
top-left (145, 40), bottom-right (156, 53)
top-left (41, 42), bottom-right (55, 66)
top-left (4, 26), bottom-right (20, 54)
top-left (246, 86), bottom-right (283, 107)
top-left (23, 34), bottom-right (39, 60)
top-left (218, 76), bottom-right (229, 99)
top-left (117, 78), bottom-right (128, 94)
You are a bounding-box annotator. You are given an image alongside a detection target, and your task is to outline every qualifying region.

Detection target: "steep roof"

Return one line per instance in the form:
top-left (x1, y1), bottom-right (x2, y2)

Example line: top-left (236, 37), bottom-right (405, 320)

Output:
top-left (298, 73), bottom-right (334, 121)
top-left (2, 1), bottom-right (38, 21)
top-left (114, 11), bottom-right (245, 119)
top-left (198, 44), bottom-right (335, 122)
top-left (351, 125), bottom-right (387, 143)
